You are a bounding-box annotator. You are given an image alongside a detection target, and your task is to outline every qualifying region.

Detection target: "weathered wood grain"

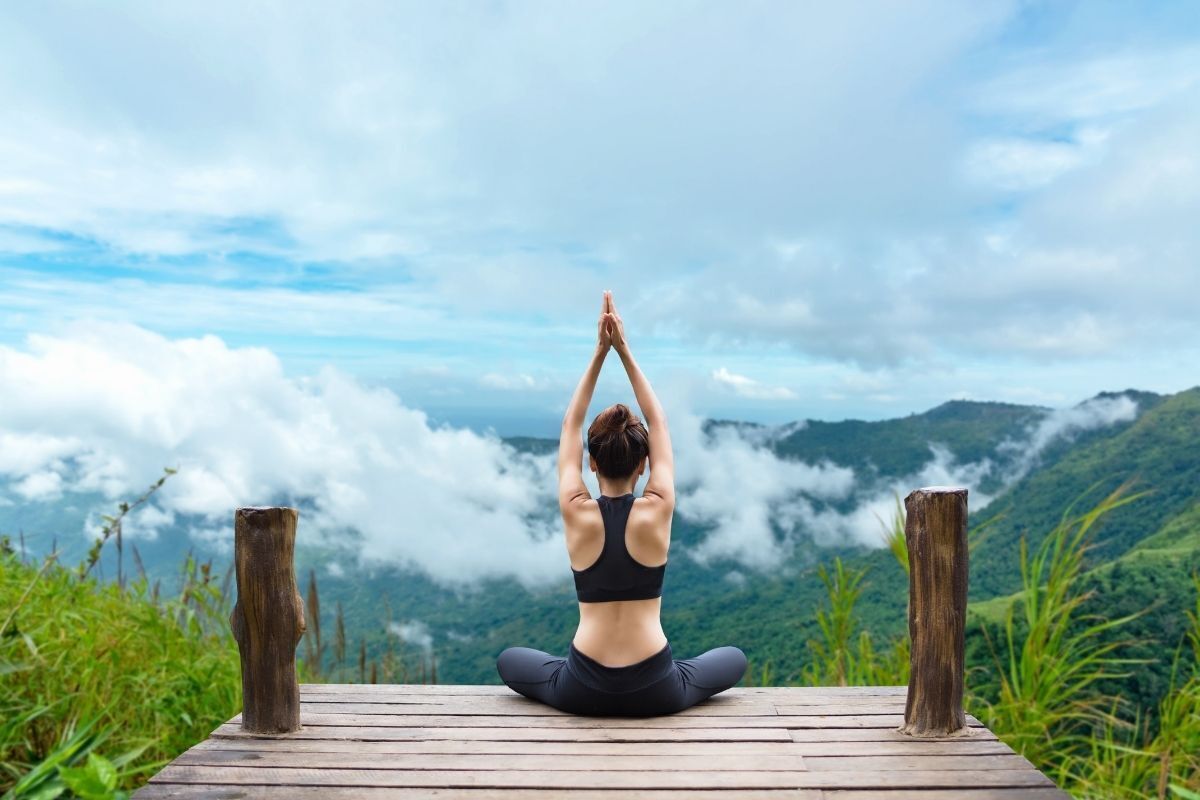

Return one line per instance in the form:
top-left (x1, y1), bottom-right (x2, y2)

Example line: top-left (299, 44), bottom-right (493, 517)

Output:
top-left (229, 507), bottom-right (305, 734)
top-left (173, 750), bottom-right (811, 771)
top-left (299, 683), bottom-right (908, 696)
top-left (789, 727), bottom-right (997, 743)
top-left (172, 749), bottom-right (1036, 773)
top-left (137, 683), bottom-right (1062, 798)
top-left (228, 712), bottom-right (945, 729)
top-left (211, 722), bottom-right (793, 741)
top-left (902, 487), bottom-right (968, 737)
top-left (136, 788), bottom-right (826, 799)
top-left (826, 792), bottom-right (1070, 800)
top-left (148, 764), bottom-right (1056, 789)
top-left (192, 736), bottom-right (1017, 757)
top-left (804, 754), bottom-right (1032, 771)
top-left (135, 788), bottom-right (1069, 800)
top-left (290, 700), bottom-right (784, 716)
top-left (297, 691), bottom-right (908, 706)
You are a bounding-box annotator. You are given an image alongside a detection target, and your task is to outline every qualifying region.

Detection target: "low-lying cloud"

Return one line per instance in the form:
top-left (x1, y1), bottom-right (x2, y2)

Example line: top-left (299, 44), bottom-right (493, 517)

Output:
top-left (0, 325), bottom-right (1143, 585)
top-left (389, 620), bottom-right (434, 653)
top-left (0, 323), bottom-right (563, 587)
top-left (997, 394), bottom-right (1139, 483)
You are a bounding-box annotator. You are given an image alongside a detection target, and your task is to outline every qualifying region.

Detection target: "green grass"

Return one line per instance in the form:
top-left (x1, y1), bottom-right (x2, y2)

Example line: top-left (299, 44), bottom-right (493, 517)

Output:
top-left (0, 514), bottom-right (241, 796)
top-left (799, 480), bottom-right (1200, 798)
top-left (3, 463), bottom-right (1198, 797)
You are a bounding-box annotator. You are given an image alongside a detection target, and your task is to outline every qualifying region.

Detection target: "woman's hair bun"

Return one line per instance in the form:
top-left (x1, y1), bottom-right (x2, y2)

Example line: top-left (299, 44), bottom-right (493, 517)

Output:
top-left (587, 403), bottom-right (649, 480)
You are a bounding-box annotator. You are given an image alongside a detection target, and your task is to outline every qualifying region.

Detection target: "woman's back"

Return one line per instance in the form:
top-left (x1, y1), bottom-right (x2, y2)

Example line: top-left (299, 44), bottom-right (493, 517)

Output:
top-left (566, 493), bottom-right (670, 666)
top-left (496, 289), bottom-right (745, 716)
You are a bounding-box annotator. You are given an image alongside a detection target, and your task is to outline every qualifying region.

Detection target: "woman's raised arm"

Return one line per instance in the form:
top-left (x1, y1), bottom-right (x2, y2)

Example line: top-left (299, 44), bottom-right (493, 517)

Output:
top-left (558, 294), bottom-right (612, 512)
top-left (603, 293), bottom-right (675, 511)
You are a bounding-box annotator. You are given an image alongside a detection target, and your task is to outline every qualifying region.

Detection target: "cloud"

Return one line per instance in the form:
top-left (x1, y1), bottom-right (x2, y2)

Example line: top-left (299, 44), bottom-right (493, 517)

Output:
top-left (997, 394), bottom-right (1139, 483)
top-left (13, 470), bottom-right (63, 502)
top-left (796, 443), bottom-right (998, 551)
top-left (0, 323), bottom-right (566, 586)
top-left (1, 3), bottom-right (1197, 427)
top-left (662, 393), bottom-right (1143, 561)
top-left (480, 372), bottom-right (544, 391)
top-left (711, 367), bottom-right (797, 400)
top-left (388, 620), bottom-right (434, 653)
top-left (963, 131), bottom-right (1108, 191)
top-left (0, 2), bottom-right (1002, 261)
top-left (0, 324), bottom-right (1152, 583)
top-left (670, 410), bottom-right (856, 568)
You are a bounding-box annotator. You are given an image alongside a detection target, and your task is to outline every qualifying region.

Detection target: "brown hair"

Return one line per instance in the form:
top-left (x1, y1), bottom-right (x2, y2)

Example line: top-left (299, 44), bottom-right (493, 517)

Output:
top-left (587, 403), bottom-right (649, 480)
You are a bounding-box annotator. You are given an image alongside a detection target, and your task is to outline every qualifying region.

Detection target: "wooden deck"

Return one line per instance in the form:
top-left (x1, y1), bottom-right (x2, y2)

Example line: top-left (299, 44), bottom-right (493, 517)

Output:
top-left (134, 683), bottom-right (1067, 799)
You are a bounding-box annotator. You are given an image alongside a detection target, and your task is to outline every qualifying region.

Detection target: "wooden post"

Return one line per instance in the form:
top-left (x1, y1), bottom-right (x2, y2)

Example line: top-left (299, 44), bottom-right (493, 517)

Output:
top-left (901, 486), bottom-right (968, 737)
top-left (229, 507), bottom-right (306, 734)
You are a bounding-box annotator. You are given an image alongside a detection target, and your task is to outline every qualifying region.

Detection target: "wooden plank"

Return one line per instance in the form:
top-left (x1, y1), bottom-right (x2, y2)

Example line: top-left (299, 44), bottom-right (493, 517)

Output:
top-left (296, 701), bottom-right (916, 717)
top-left (789, 728), bottom-right (997, 743)
top-left (805, 754), bottom-right (1032, 771)
top-left (213, 721), bottom-right (1001, 743)
top-left (825, 791), bottom-right (1070, 800)
top-left (173, 750), bottom-right (810, 771)
top-left (211, 723), bottom-right (793, 741)
top-left (292, 701), bottom-right (785, 716)
top-left (148, 764), bottom-right (1057, 789)
top-left (173, 749), bottom-right (1035, 773)
top-left (135, 787), bottom-right (823, 799)
top-left (136, 788), bottom-right (1069, 800)
top-left (238, 713), bottom-right (921, 729)
top-left (299, 684), bottom-right (908, 697)
top-left (777, 707), bottom-right (983, 723)
top-left (193, 735), bottom-right (1017, 757)
top-left (134, 681), bottom-right (1069, 799)
top-left (297, 692), bottom-right (906, 707)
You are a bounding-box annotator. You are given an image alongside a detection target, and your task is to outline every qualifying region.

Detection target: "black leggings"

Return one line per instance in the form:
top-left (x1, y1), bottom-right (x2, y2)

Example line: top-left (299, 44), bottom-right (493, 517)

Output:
top-left (496, 641), bottom-right (747, 717)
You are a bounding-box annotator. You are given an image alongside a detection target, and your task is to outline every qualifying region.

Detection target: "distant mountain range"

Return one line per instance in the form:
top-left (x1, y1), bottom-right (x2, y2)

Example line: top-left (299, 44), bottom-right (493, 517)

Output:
top-left (3, 386), bottom-right (1197, 706)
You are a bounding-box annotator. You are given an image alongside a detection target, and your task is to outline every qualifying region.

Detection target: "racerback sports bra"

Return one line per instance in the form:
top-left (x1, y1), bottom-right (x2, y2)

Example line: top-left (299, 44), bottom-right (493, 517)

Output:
top-left (571, 493), bottom-right (667, 603)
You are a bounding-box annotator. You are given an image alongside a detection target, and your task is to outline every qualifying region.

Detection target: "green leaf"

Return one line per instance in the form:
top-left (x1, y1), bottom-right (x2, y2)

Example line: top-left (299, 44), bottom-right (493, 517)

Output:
top-left (87, 752), bottom-right (118, 790)
top-left (22, 783), bottom-right (67, 800)
top-left (58, 753), bottom-right (119, 799)
top-left (58, 765), bottom-right (109, 799)
top-left (58, 753), bottom-right (118, 796)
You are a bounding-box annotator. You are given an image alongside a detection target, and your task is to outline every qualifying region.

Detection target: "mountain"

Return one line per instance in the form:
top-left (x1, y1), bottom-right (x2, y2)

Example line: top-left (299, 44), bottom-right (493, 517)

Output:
top-left (969, 387), bottom-right (1196, 597)
top-left (2, 386), bottom-right (1197, 703)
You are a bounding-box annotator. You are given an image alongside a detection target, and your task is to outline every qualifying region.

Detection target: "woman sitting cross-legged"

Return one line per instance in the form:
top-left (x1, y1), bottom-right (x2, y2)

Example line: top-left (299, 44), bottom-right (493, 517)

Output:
top-left (496, 290), bottom-right (747, 716)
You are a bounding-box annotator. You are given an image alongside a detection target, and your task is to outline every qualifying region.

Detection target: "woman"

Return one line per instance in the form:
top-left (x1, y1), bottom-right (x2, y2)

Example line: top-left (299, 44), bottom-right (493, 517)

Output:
top-left (496, 290), bottom-right (747, 716)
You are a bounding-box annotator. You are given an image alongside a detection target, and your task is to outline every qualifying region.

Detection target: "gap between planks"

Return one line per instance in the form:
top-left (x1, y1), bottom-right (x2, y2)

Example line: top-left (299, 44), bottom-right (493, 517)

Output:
top-left (172, 750), bottom-right (1035, 772)
top-left (135, 788), bottom-right (1070, 800)
top-left (226, 712), bottom-right (984, 729)
top-left (300, 686), bottom-right (911, 690)
top-left (212, 722), bottom-right (999, 743)
top-left (193, 736), bottom-right (1017, 756)
top-left (147, 764), bottom-right (1056, 789)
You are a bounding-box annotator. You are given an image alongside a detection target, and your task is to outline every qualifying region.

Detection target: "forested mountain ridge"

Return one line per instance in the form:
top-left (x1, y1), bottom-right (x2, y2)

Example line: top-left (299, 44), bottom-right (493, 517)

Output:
top-left (1, 385), bottom-right (1195, 697)
top-left (969, 386), bottom-right (1198, 597)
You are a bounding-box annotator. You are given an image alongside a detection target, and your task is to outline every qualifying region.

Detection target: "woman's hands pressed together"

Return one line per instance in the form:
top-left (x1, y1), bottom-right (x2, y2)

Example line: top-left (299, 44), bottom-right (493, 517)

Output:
top-left (599, 290), bottom-right (629, 355)
top-left (597, 292), bottom-right (613, 352)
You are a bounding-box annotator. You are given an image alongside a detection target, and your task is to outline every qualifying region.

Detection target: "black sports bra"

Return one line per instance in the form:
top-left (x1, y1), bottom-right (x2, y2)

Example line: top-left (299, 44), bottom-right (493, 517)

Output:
top-left (571, 493), bottom-right (667, 603)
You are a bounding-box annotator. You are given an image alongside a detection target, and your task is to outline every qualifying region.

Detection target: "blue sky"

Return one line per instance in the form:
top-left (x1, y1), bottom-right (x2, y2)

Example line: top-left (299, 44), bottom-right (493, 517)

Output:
top-left (2, 0), bottom-right (1198, 436)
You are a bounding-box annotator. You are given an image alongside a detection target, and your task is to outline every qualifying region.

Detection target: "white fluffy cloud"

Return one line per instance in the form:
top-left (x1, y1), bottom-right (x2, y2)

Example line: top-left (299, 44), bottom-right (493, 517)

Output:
top-left (673, 413), bottom-right (855, 568)
top-left (711, 368), bottom-right (797, 401)
top-left (0, 3), bottom-right (1195, 428)
top-left (389, 620), bottom-right (434, 653)
top-left (0, 325), bottom-right (1147, 582)
top-left (997, 394), bottom-right (1139, 483)
top-left (0, 323), bottom-right (564, 586)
